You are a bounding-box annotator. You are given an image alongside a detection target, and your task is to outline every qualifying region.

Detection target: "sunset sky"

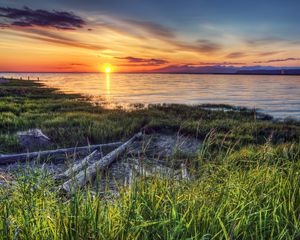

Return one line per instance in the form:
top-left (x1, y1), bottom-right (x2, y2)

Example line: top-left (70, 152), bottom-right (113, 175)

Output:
top-left (0, 0), bottom-right (299, 72)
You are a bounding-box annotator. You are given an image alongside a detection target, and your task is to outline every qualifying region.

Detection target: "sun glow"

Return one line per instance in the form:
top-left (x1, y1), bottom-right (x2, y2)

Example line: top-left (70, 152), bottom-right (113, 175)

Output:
top-left (102, 64), bottom-right (113, 73)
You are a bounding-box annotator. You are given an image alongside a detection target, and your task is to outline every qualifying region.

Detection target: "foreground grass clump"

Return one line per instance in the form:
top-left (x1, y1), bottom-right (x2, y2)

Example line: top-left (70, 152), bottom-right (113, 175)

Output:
top-left (0, 143), bottom-right (299, 239)
top-left (0, 79), bottom-right (299, 153)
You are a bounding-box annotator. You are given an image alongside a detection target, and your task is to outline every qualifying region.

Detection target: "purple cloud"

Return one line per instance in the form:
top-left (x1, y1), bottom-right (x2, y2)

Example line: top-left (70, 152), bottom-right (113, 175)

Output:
top-left (151, 64), bottom-right (238, 73)
top-left (116, 56), bottom-right (168, 66)
top-left (197, 61), bottom-right (245, 66)
top-left (0, 6), bottom-right (85, 30)
top-left (254, 58), bottom-right (300, 64)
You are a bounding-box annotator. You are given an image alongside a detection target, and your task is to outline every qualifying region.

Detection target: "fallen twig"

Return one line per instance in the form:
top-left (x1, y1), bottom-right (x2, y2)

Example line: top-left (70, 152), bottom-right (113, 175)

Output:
top-left (0, 142), bottom-right (122, 165)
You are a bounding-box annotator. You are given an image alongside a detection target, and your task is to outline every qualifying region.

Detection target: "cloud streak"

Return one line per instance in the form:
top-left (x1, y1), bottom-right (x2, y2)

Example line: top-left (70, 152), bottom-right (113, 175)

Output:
top-left (0, 6), bottom-right (85, 30)
top-left (116, 56), bottom-right (168, 66)
top-left (197, 61), bottom-right (245, 66)
top-left (257, 51), bottom-right (281, 57)
top-left (246, 37), bottom-right (284, 46)
top-left (195, 39), bottom-right (222, 53)
top-left (226, 52), bottom-right (246, 58)
top-left (254, 58), bottom-right (300, 64)
top-left (124, 19), bottom-right (175, 38)
top-left (169, 39), bottom-right (222, 54)
top-left (2, 28), bottom-right (103, 50)
top-left (116, 18), bottom-right (222, 54)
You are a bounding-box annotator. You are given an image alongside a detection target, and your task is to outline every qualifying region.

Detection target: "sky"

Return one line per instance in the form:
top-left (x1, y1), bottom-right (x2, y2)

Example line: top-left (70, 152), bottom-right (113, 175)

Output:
top-left (0, 0), bottom-right (299, 72)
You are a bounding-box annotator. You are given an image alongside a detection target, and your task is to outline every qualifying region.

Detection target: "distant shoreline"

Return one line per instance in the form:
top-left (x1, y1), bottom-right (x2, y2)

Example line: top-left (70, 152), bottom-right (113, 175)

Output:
top-left (1, 71), bottom-right (300, 76)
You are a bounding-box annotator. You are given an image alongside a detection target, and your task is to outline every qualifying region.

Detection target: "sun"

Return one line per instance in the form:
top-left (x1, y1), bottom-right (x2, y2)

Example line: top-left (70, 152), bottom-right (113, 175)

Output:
top-left (102, 64), bottom-right (113, 73)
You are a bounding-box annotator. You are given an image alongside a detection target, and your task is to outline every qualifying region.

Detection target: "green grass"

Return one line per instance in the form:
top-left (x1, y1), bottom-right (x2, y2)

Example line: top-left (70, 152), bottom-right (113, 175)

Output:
top-left (0, 142), bottom-right (299, 239)
top-left (0, 79), bottom-right (299, 153)
top-left (0, 79), bottom-right (299, 239)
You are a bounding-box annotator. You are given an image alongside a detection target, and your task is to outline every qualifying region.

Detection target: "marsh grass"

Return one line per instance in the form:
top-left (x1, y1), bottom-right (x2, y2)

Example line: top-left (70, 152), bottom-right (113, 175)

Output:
top-left (0, 79), bottom-right (299, 239)
top-left (0, 141), bottom-right (299, 239)
top-left (0, 79), bottom-right (299, 153)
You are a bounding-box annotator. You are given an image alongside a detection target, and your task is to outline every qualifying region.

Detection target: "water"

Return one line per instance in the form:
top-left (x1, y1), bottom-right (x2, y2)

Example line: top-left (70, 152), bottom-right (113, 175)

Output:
top-left (2, 73), bottom-right (300, 119)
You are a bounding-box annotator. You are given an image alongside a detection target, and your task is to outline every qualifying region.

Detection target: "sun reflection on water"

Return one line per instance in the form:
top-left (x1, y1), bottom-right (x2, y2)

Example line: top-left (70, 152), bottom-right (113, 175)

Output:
top-left (105, 72), bottom-right (111, 101)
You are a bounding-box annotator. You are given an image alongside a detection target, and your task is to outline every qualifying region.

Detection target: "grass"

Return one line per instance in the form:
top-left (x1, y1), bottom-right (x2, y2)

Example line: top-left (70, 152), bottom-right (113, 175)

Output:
top-left (1, 142), bottom-right (299, 239)
top-left (0, 79), bottom-right (299, 153)
top-left (0, 78), bottom-right (299, 239)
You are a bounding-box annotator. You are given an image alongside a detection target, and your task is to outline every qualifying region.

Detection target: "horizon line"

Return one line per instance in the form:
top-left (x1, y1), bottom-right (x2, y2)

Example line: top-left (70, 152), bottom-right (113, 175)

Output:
top-left (1, 66), bottom-right (300, 75)
top-left (1, 71), bottom-right (300, 76)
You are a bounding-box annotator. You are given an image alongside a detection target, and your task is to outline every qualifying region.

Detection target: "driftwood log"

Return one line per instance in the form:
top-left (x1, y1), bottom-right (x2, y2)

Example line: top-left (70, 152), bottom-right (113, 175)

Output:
top-left (62, 132), bottom-right (142, 193)
top-left (54, 150), bottom-right (98, 180)
top-left (0, 142), bottom-right (122, 165)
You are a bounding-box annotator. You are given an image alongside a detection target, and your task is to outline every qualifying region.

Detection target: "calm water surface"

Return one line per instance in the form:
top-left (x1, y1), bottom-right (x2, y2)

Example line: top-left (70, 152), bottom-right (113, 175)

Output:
top-left (2, 73), bottom-right (300, 119)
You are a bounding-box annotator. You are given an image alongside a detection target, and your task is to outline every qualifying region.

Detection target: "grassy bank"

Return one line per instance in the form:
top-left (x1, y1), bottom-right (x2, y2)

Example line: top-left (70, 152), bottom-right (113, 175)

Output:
top-left (0, 79), bottom-right (299, 153)
top-left (0, 79), bottom-right (299, 239)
